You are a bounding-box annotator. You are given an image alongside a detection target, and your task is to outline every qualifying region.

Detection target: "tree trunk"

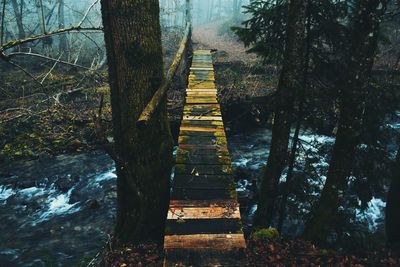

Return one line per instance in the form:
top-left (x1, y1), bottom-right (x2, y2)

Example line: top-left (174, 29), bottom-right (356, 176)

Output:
top-left (386, 148), bottom-right (400, 250)
top-left (36, 0), bottom-right (46, 33)
top-left (254, 0), bottom-right (308, 228)
top-left (58, 0), bottom-right (67, 53)
top-left (303, 0), bottom-right (388, 244)
top-left (277, 0), bottom-right (311, 233)
top-left (100, 0), bottom-right (174, 244)
top-left (207, 0), bottom-right (214, 21)
top-left (11, 0), bottom-right (25, 38)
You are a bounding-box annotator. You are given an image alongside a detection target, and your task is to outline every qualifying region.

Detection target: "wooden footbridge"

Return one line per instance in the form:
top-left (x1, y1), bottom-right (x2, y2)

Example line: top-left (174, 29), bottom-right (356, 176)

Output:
top-left (163, 50), bottom-right (247, 266)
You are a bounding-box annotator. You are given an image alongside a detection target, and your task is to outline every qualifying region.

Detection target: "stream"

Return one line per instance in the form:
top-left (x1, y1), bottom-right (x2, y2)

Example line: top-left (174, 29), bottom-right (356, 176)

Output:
top-left (1, 113), bottom-right (399, 265)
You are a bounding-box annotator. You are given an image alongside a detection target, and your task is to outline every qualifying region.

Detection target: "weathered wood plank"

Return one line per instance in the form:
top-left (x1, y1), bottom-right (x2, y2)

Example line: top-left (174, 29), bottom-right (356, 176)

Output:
top-left (164, 234), bottom-right (246, 250)
top-left (181, 120), bottom-right (224, 126)
top-left (177, 147), bottom-right (230, 158)
top-left (179, 127), bottom-right (225, 135)
top-left (167, 205), bottom-right (240, 220)
top-left (175, 153), bottom-right (231, 164)
top-left (190, 67), bottom-right (214, 71)
top-left (173, 175), bottom-right (234, 190)
top-left (186, 98), bottom-right (218, 104)
top-left (171, 188), bottom-right (236, 200)
top-left (175, 164), bottom-right (233, 175)
top-left (169, 199), bottom-right (239, 208)
top-left (165, 218), bottom-right (243, 235)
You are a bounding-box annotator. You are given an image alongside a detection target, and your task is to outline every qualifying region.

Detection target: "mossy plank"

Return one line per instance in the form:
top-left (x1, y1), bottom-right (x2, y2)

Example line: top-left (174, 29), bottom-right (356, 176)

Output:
top-left (173, 174), bottom-right (234, 189)
top-left (175, 164), bottom-right (233, 175)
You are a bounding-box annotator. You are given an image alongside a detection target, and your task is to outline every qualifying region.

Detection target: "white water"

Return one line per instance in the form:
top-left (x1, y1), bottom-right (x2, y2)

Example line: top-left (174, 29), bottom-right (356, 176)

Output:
top-left (356, 197), bottom-right (386, 232)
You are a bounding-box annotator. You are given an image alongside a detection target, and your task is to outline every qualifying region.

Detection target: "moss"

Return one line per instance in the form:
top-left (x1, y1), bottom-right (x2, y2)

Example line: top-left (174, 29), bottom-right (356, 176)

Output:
top-left (252, 227), bottom-right (280, 240)
top-left (175, 164), bottom-right (187, 173)
top-left (228, 181), bottom-right (237, 199)
top-left (215, 137), bottom-right (227, 146)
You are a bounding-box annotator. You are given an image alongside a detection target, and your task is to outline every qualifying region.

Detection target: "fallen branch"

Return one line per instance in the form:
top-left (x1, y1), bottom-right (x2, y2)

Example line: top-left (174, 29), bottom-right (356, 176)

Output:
top-left (136, 22), bottom-right (191, 127)
top-left (7, 52), bottom-right (93, 70)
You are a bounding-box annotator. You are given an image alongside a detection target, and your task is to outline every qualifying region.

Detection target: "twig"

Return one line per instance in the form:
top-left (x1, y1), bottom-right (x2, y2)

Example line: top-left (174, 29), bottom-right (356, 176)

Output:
top-left (41, 52), bottom-right (63, 84)
top-left (7, 52), bottom-right (93, 70)
top-left (78, 0), bottom-right (100, 27)
top-left (1, 26), bottom-right (103, 51)
top-left (6, 60), bottom-right (43, 86)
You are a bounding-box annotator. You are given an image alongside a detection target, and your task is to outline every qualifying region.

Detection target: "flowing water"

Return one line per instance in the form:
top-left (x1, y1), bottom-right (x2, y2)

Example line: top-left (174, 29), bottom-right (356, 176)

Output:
top-left (0, 152), bottom-right (116, 266)
top-left (1, 113), bottom-right (399, 265)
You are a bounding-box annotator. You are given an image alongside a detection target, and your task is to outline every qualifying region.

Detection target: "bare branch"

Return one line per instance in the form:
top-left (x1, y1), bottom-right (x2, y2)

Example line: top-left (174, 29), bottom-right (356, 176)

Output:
top-left (7, 52), bottom-right (94, 70)
top-left (78, 0), bottom-right (100, 27)
top-left (5, 60), bottom-right (43, 86)
top-left (1, 26), bottom-right (103, 51)
top-left (41, 52), bottom-right (63, 84)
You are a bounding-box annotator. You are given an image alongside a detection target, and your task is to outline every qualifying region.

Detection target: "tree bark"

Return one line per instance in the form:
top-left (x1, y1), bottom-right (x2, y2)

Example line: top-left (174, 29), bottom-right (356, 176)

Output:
top-left (100, 0), bottom-right (173, 244)
top-left (303, 0), bottom-right (388, 244)
top-left (254, 0), bottom-right (308, 228)
top-left (386, 148), bottom-right (400, 250)
top-left (11, 0), bottom-right (25, 39)
top-left (58, 0), bottom-right (67, 53)
top-left (277, 0), bottom-right (312, 232)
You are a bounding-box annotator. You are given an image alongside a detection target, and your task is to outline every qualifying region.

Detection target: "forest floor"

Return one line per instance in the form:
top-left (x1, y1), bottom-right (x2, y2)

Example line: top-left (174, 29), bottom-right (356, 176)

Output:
top-left (0, 30), bottom-right (183, 163)
top-left (98, 234), bottom-right (400, 266)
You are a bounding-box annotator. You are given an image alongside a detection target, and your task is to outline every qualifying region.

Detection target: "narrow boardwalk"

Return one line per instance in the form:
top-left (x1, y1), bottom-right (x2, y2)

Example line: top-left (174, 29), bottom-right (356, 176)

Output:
top-left (163, 50), bottom-right (247, 266)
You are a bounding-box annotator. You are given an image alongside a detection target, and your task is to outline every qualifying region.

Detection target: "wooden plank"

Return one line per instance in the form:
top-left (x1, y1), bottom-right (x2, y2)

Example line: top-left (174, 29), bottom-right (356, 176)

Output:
top-left (179, 126), bottom-right (225, 133)
top-left (186, 98), bottom-right (218, 104)
top-left (190, 67), bottom-right (214, 71)
top-left (183, 111), bottom-right (222, 117)
top-left (178, 135), bottom-right (227, 146)
top-left (181, 120), bottom-right (223, 126)
top-left (165, 218), bottom-right (243, 235)
top-left (167, 205), bottom-right (240, 220)
top-left (178, 144), bottom-right (230, 153)
top-left (171, 188), bottom-right (235, 200)
top-left (169, 199), bottom-right (239, 208)
top-left (176, 147), bottom-right (230, 157)
top-left (175, 164), bottom-right (233, 175)
top-left (175, 153), bottom-right (231, 164)
top-left (164, 234), bottom-right (246, 250)
top-left (182, 116), bottom-right (222, 121)
top-left (173, 175), bottom-right (234, 190)
top-left (179, 130), bottom-right (225, 137)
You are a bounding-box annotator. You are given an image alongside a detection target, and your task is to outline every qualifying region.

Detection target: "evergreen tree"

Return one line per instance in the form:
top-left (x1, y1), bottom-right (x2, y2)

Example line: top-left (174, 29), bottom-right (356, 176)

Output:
top-left (304, 0), bottom-right (388, 244)
top-left (253, 0), bottom-right (308, 228)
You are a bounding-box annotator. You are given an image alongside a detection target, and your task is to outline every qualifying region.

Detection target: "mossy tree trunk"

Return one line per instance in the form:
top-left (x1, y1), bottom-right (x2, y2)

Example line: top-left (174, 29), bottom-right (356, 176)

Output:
top-left (254, 0), bottom-right (308, 228)
top-left (100, 0), bottom-right (173, 244)
top-left (386, 148), bottom-right (400, 250)
top-left (303, 0), bottom-right (388, 244)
